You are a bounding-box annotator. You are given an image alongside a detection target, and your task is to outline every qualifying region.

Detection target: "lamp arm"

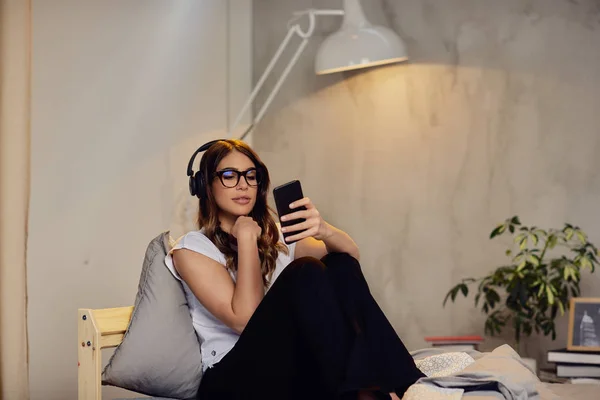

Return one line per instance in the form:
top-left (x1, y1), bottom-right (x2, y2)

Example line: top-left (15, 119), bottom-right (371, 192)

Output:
top-left (230, 9), bottom-right (344, 140)
top-left (239, 36), bottom-right (307, 140)
top-left (229, 26), bottom-right (296, 138)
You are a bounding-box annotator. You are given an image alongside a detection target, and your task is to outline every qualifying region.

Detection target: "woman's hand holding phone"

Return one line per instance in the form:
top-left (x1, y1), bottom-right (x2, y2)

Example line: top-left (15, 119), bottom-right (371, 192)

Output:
top-left (280, 197), bottom-right (332, 243)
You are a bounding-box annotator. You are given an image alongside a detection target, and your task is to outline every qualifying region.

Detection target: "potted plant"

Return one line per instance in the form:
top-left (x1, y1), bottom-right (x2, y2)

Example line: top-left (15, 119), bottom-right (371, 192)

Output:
top-left (443, 216), bottom-right (598, 357)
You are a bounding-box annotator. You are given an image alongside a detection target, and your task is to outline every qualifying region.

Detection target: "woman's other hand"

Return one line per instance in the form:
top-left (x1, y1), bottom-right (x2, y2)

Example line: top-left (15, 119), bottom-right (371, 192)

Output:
top-left (231, 216), bottom-right (261, 241)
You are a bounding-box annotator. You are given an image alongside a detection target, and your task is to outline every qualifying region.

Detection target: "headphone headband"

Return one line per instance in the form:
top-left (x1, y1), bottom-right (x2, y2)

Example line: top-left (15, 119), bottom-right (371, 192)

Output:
top-left (186, 139), bottom-right (224, 177)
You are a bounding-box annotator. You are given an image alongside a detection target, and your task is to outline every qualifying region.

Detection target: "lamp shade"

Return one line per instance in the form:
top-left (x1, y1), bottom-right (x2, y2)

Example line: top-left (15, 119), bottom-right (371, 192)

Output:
top-left (315, 0), bottom-right (408, 75)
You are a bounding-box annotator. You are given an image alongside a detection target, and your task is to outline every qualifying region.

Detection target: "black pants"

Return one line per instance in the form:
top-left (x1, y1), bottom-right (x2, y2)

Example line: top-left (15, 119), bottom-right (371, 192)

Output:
top-left (196, 253), bottom-right (424, 400)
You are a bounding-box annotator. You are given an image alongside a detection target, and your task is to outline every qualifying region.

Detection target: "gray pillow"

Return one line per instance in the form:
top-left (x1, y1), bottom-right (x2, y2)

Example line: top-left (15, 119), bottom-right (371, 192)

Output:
top-left (102, 232), bottom-right (202, 399)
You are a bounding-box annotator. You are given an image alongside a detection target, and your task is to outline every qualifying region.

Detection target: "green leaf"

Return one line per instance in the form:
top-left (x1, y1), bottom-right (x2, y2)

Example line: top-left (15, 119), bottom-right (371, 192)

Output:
top-left (538, 284), bottom-right (545, 297)
top-left (546, 286), bottom-right (555, 305)
top-left (443, 286), bottom-right (459, 306)
top-left (490, 225), bottom-right (505, 239)
top-left (547, 235), bottom-right (557, 250)
top-left (509, 224), bottom-right (515, 233)
top-left (532, 234), bottom-right (539, 246)
top-left (517, 260), bottom-right (527, 272)
top-left (576, 231), bottom-right (587, 244)
top-left (514, 233), bottom-right (526, 244)
top-left (511, 216), bottom-right (521, 225)
top-left (506, 249), bottom-right (512, 257)
top-left (558, 300), bottom-right (565, 316)
top-left (527, 254), bottom-right (540, 266)
top-left (581, 256), bottom-right (592, 270)
top-left (460, 284), bottom-right (468, 296)
top-left (520, 237), bottom-right (528, 250)
top-left (565, 228), bottom-right (574, 241)
top-left (551, 304), bottom-right (559, 319)
top-left (484, 319), bottom-right (494, 336)
top-left (535, 229), bottom-right (547, 237)
top-left (487, 289), bottom-right (501, 307)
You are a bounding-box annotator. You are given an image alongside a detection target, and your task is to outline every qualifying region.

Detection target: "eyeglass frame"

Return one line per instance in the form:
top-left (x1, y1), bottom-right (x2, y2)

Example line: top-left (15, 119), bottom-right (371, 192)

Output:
top-left (213, 168), bottom-right (262, 188)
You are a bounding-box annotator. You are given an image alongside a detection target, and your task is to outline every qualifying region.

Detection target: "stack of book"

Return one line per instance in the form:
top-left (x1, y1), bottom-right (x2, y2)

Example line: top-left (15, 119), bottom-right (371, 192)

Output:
top-left (546, 348), bottom-right (600, 384)
top-left (424, 335), bottom-right (484, 351)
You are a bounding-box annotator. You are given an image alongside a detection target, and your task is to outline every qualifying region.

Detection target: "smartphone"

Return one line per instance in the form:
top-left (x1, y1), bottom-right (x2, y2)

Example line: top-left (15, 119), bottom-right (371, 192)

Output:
top-left (273, 180), bottom-right (307, 243)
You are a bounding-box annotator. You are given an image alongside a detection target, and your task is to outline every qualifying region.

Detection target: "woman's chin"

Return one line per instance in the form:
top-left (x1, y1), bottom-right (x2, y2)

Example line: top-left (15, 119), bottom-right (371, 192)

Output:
top-left (228, 203), bottom-right (255, 216)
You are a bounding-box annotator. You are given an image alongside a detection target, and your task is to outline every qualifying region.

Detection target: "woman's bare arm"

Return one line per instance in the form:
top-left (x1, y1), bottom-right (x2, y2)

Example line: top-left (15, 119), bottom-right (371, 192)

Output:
top-left (173, 232), bottom-right (262, 334)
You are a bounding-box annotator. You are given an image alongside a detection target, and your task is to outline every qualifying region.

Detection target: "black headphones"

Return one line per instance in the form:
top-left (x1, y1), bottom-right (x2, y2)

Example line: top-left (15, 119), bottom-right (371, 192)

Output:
top-left (187, 139), bottom-right (225, 199)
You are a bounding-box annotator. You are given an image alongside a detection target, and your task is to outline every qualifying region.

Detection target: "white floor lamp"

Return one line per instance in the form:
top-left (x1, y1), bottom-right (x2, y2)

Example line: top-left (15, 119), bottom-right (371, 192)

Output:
top-left (232, 0), bottom-right (408, 140)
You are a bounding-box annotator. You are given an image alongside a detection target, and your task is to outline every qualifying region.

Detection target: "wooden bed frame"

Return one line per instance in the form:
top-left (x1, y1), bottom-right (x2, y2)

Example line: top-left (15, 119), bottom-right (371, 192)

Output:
top-left (76, 305), bottom-right (600, 400)
top-left (78, 306), bottom-right (134, 400)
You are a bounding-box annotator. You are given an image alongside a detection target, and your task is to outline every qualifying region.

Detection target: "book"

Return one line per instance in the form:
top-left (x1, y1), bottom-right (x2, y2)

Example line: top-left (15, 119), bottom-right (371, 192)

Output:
top-left (424, 335), bottom-right (484, 344)
top-left (430, 344), bottom-right (478, 352)
top-left (547, 348), bottom-right (600, 365)
top-left (556, 364), bottom-right (600, 378)
top-left (570, 378), bottom-right (600, 384)
top-left (424, 336), bottom-right (483, 351)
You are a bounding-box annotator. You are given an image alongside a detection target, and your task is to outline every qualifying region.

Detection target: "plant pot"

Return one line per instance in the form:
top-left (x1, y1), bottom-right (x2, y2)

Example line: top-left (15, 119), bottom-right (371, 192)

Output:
top-left (521, 356), bottom-right (537, 375)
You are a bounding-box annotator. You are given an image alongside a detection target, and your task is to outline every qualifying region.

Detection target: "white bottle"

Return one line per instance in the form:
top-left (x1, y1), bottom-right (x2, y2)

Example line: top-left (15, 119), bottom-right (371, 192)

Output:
top-left (580, 310), bottom-right (600, 347)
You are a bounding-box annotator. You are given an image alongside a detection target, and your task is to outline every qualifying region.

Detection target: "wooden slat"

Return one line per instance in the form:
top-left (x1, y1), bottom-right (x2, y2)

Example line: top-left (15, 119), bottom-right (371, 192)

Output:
top-left (92, 306), bottom-right (134, 336)
top-left (100, 333), bottom-right (125, 349)
top-left (78, 309), bottom-right (101, 400)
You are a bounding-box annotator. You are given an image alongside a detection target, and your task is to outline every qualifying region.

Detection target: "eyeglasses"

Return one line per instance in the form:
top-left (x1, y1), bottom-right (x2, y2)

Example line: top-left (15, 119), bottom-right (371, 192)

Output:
top-left (214, 168), bottom-right (261, 188)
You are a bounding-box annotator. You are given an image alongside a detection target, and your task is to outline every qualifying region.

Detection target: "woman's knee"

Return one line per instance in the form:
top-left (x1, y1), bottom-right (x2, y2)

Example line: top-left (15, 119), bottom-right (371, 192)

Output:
top-left (273, 257), bottom-right (330, 298)
top-left (320, 253), bottom-right (369, 288)
top-left (281, 253), bottom-right (363, 283)
top-left (280, 256), bottom-right (326, 281)
top-left (289, 256), bottom-right (326, 273)
top-left (321, 252), bottom-right (361, 272)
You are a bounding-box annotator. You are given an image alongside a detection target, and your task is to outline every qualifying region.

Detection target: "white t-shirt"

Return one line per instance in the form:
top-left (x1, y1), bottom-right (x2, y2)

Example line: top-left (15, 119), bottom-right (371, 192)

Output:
top-left (164, 227), bottom-right (296, 372)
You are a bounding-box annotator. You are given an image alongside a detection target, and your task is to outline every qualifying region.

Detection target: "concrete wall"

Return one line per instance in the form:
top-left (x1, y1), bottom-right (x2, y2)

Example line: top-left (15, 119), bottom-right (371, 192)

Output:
top-left (252, 0), bottom-right (600, 367)
top-left (28, 1), bottom-right (251, 398)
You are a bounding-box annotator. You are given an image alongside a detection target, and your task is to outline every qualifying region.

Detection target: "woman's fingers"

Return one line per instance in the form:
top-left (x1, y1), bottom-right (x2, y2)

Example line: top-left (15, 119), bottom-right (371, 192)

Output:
top-left (280, 208), bottom-right (317, 222)
top-left (285, 227), bottom-right (317, 243)
top-left (290, 197), bottom-right (313, 209)
top-left (281, 220), bottom-right (310, 233)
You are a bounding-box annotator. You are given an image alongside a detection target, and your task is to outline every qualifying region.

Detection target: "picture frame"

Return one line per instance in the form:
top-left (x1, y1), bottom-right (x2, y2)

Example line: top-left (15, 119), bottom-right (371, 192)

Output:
top-left (567, 297), bottom-right (600, 352)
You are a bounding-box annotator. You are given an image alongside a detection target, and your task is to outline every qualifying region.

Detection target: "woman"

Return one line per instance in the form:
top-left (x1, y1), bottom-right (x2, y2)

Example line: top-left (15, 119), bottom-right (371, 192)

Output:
top-left (165, 139), bottom-right (424, 400)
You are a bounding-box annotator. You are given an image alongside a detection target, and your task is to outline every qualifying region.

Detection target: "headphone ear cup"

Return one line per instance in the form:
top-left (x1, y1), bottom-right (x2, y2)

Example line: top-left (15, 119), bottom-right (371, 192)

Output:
top-left (196, 172), bottom-right (206, 199)
top-left (189, 174), bottom-right (197, 197)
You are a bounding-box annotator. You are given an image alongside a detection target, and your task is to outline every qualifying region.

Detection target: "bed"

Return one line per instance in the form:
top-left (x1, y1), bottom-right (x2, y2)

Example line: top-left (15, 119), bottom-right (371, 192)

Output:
top-left (77, 306), bottom-right (599, 400)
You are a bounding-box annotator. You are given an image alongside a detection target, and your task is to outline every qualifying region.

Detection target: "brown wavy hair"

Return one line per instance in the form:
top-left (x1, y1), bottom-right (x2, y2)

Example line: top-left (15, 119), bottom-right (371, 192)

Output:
top-left (196, 139), bottom-right (287, 287)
